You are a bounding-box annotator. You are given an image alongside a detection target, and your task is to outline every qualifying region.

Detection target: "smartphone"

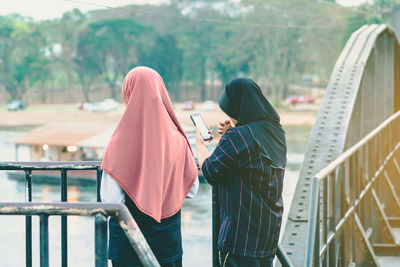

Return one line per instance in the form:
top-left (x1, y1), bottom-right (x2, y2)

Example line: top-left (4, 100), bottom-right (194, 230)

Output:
top-left (190, 113), bottom-right (212, 141)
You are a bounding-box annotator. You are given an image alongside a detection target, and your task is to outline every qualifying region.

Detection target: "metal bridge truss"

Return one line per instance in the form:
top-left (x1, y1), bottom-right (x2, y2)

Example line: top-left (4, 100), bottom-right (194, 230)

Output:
top-left (281, 24), bottom-right (400, 266)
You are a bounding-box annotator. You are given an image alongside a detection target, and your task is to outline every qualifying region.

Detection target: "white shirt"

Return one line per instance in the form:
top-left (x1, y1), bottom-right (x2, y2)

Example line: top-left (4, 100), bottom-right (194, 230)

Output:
top-left (100, 171), bottom-right (199, 203)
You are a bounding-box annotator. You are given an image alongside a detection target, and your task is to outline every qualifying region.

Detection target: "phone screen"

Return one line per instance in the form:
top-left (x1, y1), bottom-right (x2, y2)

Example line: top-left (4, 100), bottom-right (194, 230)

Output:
top-left (190, 113), bottom-right (212, 141)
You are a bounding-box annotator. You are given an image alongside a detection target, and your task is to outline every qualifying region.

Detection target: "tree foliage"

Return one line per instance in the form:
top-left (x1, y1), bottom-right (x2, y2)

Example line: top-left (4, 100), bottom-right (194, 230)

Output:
top-left (0, 0), bottom-right (397, 103)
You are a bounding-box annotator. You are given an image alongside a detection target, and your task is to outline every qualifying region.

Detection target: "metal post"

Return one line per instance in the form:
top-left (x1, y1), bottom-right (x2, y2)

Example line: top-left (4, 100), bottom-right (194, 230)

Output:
top-left (96, 169), bottom-right (103, 202)
top-left (61, 169), bottom-right (68, 267)
top-left (40, 215), bottom-right (49, 267)
top-left (212, 186), bottom-right (220, 267)
top-left (25, 170), bottom-right (32, 267)
top-left (95, 213), bottom-right (108, 267)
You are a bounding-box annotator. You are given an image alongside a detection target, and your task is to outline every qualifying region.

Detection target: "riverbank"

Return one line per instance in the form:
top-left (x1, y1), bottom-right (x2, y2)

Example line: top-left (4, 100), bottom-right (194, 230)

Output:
top-left (1, 103), bottom-right (317, 131)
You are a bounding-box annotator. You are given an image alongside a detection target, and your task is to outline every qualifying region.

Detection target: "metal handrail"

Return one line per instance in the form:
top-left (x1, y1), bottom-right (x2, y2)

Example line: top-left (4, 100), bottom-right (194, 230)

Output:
top-left (1, 161), bottom-right (104, 267)
top-left (0, 202), bottom-right (160, 267)
top-left (0, 161), bottom-right (102, 170)
top-left (305, 111), bottom-right (400, 266)
top-left (312, 111), bottom-right (400, 180)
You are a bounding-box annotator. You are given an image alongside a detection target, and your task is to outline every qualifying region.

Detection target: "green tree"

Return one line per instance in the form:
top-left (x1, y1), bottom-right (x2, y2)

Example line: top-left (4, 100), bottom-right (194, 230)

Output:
top-left (74, 28), bottom-right (102, 102)
top-left (59, 9), bottom-right (87, 94)
top-left (140, 34), bottom-right (183, 99)
top-left (0, 16), bottom-right (50, 101)
top-left (82, 18), bottom-right (153, 99)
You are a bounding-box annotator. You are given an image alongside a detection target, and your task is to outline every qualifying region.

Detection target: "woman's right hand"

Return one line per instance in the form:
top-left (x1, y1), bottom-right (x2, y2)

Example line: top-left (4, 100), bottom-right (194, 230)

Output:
top-left (218, 120), bottom-right (232, 135)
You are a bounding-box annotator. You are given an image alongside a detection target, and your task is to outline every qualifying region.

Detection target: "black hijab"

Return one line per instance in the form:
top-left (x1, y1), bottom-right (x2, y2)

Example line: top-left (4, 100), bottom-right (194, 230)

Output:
top-left (218, 78), bottom-right (287, 169)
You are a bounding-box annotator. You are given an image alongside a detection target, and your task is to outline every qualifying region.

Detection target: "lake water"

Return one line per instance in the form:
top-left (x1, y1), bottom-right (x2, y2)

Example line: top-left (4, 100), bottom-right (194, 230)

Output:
top-left (0, 128), bottom-right (308, 266)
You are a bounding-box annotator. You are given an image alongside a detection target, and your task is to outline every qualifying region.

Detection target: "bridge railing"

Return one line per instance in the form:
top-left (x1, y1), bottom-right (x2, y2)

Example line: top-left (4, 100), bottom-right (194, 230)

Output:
top-left (305, 111), bottom-right (400, 266)
top-left (0, 161), bottom-right (103, 267)
top-left (0, 161), bottom-right (293, 267)
top-left (0, 202), bottom-right (159, 267)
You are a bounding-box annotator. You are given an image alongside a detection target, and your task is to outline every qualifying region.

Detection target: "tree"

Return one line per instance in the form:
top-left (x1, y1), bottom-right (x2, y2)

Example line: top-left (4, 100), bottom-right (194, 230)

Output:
top-left (0, 16), bottom-right (17, 100)
top-left (0, 16), bottom-right (50, 101)
top-left (59, 9), bottom-right (87, 94)
top-left (139, 34), bottom-right (184, 99)
top-left (82, 18), bottom-right (153, 99)
top-left (74, 28), bottom-right (102, 102)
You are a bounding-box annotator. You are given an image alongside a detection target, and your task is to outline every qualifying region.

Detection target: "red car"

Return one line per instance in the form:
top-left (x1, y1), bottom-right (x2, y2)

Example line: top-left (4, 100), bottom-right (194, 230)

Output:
top-left (182, 101), bottom-right (195, 110)
top-left (285, 95), bottom-right (315, 105)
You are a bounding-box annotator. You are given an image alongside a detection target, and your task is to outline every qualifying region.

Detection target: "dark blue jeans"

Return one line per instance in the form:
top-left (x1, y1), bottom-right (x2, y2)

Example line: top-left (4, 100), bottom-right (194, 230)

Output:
top-left (219, 251), bottom-right (274, 267)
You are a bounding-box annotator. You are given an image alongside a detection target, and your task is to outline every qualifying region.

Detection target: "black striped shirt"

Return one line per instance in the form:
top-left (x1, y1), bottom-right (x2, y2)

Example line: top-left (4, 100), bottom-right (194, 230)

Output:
top-left (202, 126), bottom-right (284, 258)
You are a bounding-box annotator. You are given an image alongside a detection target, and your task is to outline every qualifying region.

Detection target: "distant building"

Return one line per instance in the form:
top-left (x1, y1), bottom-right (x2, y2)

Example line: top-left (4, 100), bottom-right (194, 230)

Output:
top-left (14, 123), bottom-right (115, 161)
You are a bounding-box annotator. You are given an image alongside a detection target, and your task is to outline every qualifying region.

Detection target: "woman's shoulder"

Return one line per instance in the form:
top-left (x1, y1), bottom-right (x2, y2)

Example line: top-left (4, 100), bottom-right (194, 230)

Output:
top-left (225, 125), bottom-right (249, 135)
top-left (222, 126), bottom-right (254, 147)
top-left (225, 125), bottom-right (252, 139)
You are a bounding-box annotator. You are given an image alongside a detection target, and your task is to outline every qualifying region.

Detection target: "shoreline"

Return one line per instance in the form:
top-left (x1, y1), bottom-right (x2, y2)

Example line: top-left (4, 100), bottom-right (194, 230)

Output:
top-left (1, 103), bottom-right (317, 130)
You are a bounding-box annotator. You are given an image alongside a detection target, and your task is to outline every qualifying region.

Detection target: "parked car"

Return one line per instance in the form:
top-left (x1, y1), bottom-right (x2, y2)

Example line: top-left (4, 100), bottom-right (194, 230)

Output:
top-left (7, 100), bottom-right (26, 111)
top-left (182, 101), bottom-right (195, 111)
top-left (82, 98), bottom-right (119, 112)
top-left (301, 96), bottom-right (315, 104)
top-left (201, 100), bottom-right (216, 111)
top-left (284, 95), bottom-right (315, 105)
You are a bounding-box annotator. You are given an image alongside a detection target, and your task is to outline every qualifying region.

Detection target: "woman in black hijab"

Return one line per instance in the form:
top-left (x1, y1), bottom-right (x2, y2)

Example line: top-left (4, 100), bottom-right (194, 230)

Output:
top-left (196, 78), bottom-right (286, 267)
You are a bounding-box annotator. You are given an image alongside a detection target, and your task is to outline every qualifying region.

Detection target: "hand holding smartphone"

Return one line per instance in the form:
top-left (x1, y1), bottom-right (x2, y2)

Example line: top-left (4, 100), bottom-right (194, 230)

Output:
top-left (190, 113), bottom-right (212, 141)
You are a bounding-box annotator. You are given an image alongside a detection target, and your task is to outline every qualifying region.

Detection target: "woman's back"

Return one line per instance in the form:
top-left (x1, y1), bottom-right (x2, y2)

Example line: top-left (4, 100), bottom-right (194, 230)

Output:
top-left (101, 67), bottom-right (198, 266)
top-left (202, 126), bottom-right (284, 258)
top-left (108, 194), bottom-right (183, 265)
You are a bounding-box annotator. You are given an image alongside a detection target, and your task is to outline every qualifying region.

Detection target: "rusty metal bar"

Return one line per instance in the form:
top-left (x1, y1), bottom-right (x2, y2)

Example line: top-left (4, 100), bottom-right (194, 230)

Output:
top-left (61, 169), bottom-right (68, 267)
top-left (95, 213), bottom-right (108, 267)
top-left (0, 161), bottom-right (102, 170)
top-left (40, 215), bottom-right (49, 267)
top-left (25, 169), bottom-right (32, 267)
top-left (322, 179), bottom-right (328, 267)
top-left (305, 177), bottom-right (320, 267)
top-left (96, 169), bottom-right (102, 203)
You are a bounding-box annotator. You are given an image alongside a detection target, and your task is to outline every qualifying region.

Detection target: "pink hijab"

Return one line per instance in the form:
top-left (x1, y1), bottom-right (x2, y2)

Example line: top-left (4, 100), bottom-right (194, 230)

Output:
top-left (102, 66), bottom-right (197, 222)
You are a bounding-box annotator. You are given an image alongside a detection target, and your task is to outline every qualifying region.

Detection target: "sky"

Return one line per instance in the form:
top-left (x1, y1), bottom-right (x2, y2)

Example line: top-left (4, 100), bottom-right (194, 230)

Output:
top-left (0, 0), bottom-right (169, 20)
top-left (1, 0), bottom-right (369, 21)
top-left (336, 0), bottom-right (371, 7)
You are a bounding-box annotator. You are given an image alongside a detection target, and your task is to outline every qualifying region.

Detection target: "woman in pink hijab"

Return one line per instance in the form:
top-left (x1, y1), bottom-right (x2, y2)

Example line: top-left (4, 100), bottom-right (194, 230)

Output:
top-left (101, 66), bottom-right (198, 267)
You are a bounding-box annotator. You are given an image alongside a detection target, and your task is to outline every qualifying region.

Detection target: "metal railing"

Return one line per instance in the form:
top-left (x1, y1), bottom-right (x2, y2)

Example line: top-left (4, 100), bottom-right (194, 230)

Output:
top-left (0, 202), bottom-right (159, 267)
top-left (0, 161), bottom-right (103, 267)
top-left (305, 111), bottom-right (400, 266)
top-left (0, 161), bottom-right (293, 267)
